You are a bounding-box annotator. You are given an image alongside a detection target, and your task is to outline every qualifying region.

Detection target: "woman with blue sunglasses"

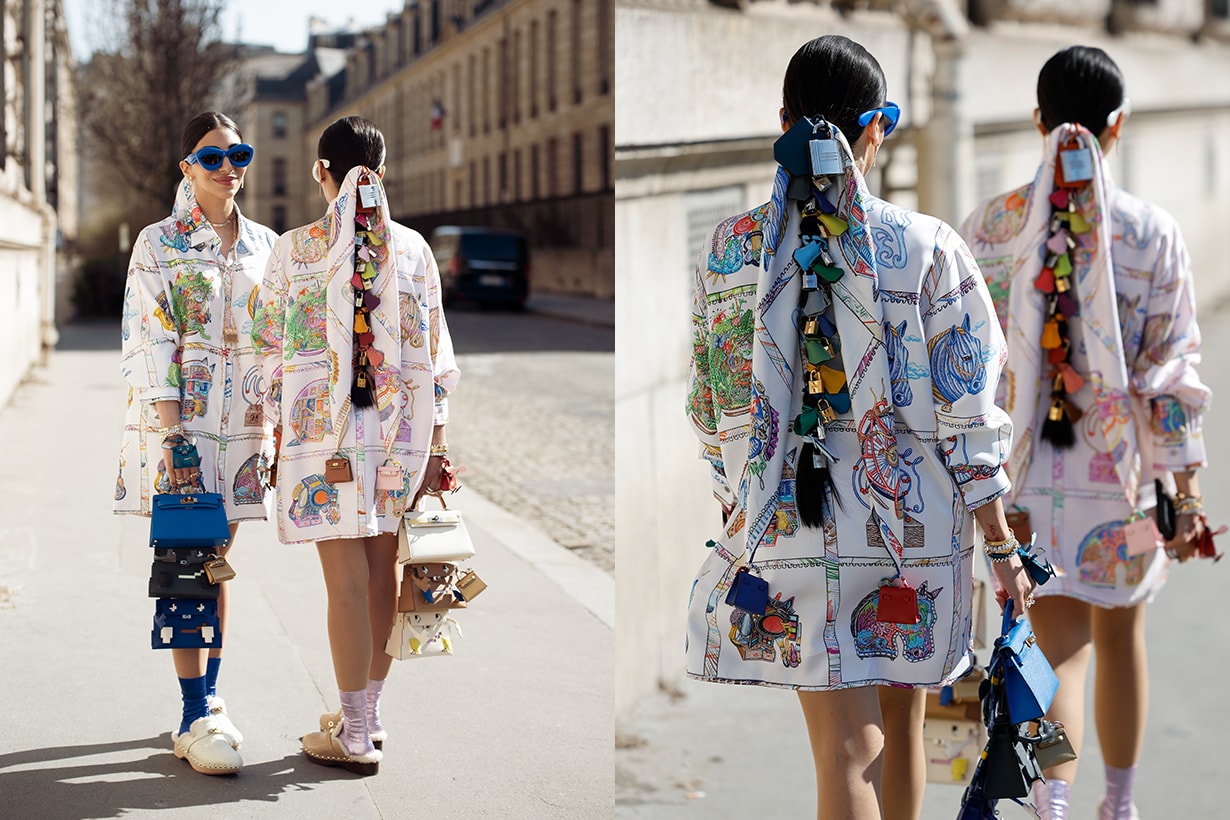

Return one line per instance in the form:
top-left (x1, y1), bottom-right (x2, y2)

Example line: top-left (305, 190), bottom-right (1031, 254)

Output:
top-left (685, 35), bottom-right (1032, 819)
top-left (116, 110), bottom-right (278, 776)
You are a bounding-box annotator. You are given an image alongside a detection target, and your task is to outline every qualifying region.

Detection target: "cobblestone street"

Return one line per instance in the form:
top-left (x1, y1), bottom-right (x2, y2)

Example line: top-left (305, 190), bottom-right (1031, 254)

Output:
top-left (444, 305), bottom-right (615, 573)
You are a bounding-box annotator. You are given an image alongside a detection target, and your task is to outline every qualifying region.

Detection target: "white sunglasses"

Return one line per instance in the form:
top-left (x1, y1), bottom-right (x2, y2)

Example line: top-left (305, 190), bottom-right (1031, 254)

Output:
top-left (1106, 98), bottom-right (1131, 127)
top-left (311, 158), bottom-right (331, 184)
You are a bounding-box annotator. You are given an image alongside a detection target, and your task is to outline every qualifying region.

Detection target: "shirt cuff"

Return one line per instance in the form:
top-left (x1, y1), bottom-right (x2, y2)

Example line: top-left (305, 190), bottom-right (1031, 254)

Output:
top-left (959, 467), bottom-right (1012, 512)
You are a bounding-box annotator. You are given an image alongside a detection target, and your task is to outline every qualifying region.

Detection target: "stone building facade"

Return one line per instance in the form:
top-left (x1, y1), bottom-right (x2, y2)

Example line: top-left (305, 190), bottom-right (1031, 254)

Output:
top-left (615, 0), bottom-right (1230, 719)
top-left (239, 0), bottom-right (614, 297)
top-left (0, 0), bottom-right (78, 407)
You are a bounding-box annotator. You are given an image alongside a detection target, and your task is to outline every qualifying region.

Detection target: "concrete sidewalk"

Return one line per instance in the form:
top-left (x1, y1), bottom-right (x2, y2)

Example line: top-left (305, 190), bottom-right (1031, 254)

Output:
top-left (0, 324), bottom-right (614, 818)
top-left (526, 291), bottom-right (614, 328)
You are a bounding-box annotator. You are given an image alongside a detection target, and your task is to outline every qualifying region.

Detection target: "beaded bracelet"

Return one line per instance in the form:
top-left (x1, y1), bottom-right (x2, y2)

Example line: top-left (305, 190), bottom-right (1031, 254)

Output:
top-left (1175, 496), bottom-right (1204, 515)
top-left (986, 549), bottom-right (1017, 564)
top-left (152, 423), bottom-right (184, 438)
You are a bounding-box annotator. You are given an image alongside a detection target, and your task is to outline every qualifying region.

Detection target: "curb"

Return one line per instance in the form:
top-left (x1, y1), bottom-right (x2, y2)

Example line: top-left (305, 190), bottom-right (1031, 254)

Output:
top-left (459, 488), bottom-right (615, 629)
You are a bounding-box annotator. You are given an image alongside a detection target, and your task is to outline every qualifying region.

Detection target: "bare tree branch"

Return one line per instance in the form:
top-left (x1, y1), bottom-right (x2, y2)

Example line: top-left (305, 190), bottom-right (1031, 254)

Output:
top-left (79, 0), bottom-right (236, 207)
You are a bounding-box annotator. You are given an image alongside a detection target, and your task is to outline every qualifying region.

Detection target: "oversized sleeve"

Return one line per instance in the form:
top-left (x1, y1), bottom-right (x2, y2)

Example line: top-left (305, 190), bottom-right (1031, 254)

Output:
top-left (1130, 221), bottom-right (1211, 471)
top-left (119, 230), bottom-right (181, 402)
top-left (251, 246), bottom-right (288, 425)
top-left (686, 258), bottom-right (735, 509)
top-left (922, 229), bottom-right (1013, 511)
top-left (421, 243), bottom-right (460, 425)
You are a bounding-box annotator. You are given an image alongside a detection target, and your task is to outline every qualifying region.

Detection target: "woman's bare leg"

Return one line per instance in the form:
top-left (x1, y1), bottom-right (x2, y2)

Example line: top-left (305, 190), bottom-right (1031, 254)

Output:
top-left (316, 538), bottom-right (372, 691)
top-left (878, 686), bottom-right (925, 820)
top-left (1027, 595), bottom-right (1093, 784)
top-left (798, 686), bottom-right (885, 820)
top-left (364, 533), bottom-right (399, 681)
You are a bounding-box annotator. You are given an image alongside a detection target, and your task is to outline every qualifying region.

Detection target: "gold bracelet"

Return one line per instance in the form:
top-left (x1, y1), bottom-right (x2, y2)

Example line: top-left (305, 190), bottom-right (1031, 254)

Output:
top-left (984, 528), bottom-right (1016, 548)
top-left (429, 444), bottom-right (449, 456)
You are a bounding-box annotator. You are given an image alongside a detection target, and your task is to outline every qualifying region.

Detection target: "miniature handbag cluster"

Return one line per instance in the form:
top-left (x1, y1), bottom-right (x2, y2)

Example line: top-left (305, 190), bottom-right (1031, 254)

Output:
top-left (386, 499), bottom-right (486, 660)
top-left (148, 489), bottom-right (234, 650)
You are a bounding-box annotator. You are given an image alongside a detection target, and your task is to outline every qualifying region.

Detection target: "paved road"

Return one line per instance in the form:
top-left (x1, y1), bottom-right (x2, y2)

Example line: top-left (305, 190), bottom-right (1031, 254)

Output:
top-left (0, 322), bottom-right (613, 818)
top-left (616, 306), bottom-right (1230, 819)
top-left (445, 304), bottom-right (615, 572)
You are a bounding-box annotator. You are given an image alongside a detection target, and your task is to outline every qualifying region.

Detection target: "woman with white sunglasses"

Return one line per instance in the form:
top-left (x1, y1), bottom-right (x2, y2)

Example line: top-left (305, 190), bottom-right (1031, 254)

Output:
top-left (117, 110), bottom-right (278, 775)
top-left (253, 116), bottom-right (459, 776)
top-left (960, 46), bottom-right (1212, 820)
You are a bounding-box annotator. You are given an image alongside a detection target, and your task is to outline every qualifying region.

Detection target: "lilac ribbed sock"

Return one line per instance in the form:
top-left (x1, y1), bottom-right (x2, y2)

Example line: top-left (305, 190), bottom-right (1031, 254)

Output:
top-left (1033, 778), bottom-right (1071, 820)
top-left (1102, 765), bottom-right (1137, 820)
top-left (338, 688), bottom-right (373, 757)
top-left (366, 678), bottom-right (386, 737)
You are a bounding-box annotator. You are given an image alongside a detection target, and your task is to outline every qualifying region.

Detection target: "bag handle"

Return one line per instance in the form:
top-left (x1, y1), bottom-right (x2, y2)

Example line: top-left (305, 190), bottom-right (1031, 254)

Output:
top-left (1000, 601), bottom-right (1015, 640)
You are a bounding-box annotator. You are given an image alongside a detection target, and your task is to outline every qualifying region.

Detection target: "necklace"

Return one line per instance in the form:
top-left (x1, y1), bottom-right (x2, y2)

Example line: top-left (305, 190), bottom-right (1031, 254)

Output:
top-left (208, 212), bottom-right (236, 229)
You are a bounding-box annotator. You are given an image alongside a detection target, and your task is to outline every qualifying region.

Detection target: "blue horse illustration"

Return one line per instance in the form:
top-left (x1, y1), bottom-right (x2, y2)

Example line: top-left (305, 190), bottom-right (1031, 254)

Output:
top-left (928, 314), bottom-right (986, 408)
top-left (884, 320), bottom-right (913, 406)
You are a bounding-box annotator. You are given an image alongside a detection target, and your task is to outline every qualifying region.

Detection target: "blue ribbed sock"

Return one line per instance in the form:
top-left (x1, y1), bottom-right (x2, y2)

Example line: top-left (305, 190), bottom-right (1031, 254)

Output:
top-left (205, 657), bottom-right (222, 698)
top-left (178, 676), bottom-right (209, 736)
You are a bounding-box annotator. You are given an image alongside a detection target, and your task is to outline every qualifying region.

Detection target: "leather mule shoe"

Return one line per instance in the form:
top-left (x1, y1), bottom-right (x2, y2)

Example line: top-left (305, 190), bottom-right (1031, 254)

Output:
top-left (207, 695), bottom-right (243, 749)
top-left (302, 721), bottom-right (382, 776)
top-left (319, 709), bottom-right (385, 749)
top-left (173, 716), bottom-right (243, 775)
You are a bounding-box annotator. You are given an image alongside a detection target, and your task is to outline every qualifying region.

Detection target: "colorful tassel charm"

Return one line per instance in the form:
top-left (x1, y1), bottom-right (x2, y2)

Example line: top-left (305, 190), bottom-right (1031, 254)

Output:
top-left (1041, 397), bottom-right (1076, 448)
top-left (1041, 318), bottom-right (1062, 348)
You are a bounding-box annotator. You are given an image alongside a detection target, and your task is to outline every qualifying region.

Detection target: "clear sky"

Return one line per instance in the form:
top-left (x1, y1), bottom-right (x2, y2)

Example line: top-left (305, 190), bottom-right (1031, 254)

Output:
top-left (62, 0), bottom-right (409, 60)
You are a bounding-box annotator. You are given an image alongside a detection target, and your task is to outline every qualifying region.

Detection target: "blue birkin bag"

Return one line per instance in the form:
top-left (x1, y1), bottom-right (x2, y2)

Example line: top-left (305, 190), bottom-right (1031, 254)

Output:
top-left (995, 605), bottom-right (1059, 725)
top-left (149, 492), bottom-right (230, 549)
top-left (151, 598), bottom-right (222, 649)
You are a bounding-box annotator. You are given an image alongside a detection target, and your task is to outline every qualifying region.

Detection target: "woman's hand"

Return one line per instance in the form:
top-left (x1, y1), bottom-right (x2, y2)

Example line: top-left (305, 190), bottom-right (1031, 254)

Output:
top-left (1164, 511), bottom-right (1203, 562)
top-left (412, 455), bottom-right (446, 508)
top-left (165, 436), bottom-right (201, 491)
top-left (990, 555), bottom-right (1036, 619)
top-left (971, 497), bottom-right (1037, 618)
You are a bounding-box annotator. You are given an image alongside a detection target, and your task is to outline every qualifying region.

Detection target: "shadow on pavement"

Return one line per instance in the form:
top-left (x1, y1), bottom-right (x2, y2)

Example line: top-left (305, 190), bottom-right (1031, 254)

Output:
top-left (0, 735), bottom-right (354, 819)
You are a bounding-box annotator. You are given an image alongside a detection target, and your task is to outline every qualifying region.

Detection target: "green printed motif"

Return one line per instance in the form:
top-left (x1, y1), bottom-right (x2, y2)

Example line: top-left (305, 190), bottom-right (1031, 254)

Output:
top-left (707, 307), bottom-right (755, 413)
top-left (284, 286), bottom-right (328, 356)
top-left (171, 269), bottom-right (214, 338)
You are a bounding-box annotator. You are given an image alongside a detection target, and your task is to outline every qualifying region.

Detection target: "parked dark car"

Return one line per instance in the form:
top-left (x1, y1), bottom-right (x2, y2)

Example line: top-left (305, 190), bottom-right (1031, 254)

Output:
top-left (428, 226), bottom-right (530, 308)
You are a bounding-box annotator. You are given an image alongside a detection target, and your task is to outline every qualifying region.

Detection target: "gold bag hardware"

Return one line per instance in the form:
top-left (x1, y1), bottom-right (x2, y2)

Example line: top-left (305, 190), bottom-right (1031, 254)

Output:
top-left (203, 555), bottom-right (236, 584)
top-left (803, 316), bottom-right (820, 337)
top-left (1047, 398), bottom-right (1065, 422)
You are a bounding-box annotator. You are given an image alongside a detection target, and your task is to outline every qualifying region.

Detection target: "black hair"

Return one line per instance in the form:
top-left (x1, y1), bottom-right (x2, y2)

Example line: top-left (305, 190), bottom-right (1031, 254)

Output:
top-left (180, 111), bottom-right (243, 160)
top-left (317, 116), bottom-right (386, 186)
top-left (1037, 46), bottom-right (1125, 134)
top-left (782, 35), bottom-right (887, 141)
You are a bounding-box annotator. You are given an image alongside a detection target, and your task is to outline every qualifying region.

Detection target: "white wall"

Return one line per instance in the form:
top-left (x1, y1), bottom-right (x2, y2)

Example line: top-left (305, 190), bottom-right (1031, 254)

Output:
top-left (0, 198), bottom-right (53, 405)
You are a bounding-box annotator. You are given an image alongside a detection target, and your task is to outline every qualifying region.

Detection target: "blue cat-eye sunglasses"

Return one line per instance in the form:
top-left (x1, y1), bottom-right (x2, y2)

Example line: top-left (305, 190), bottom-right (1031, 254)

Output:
top-left (183, 143), bottom-right (255, 171)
